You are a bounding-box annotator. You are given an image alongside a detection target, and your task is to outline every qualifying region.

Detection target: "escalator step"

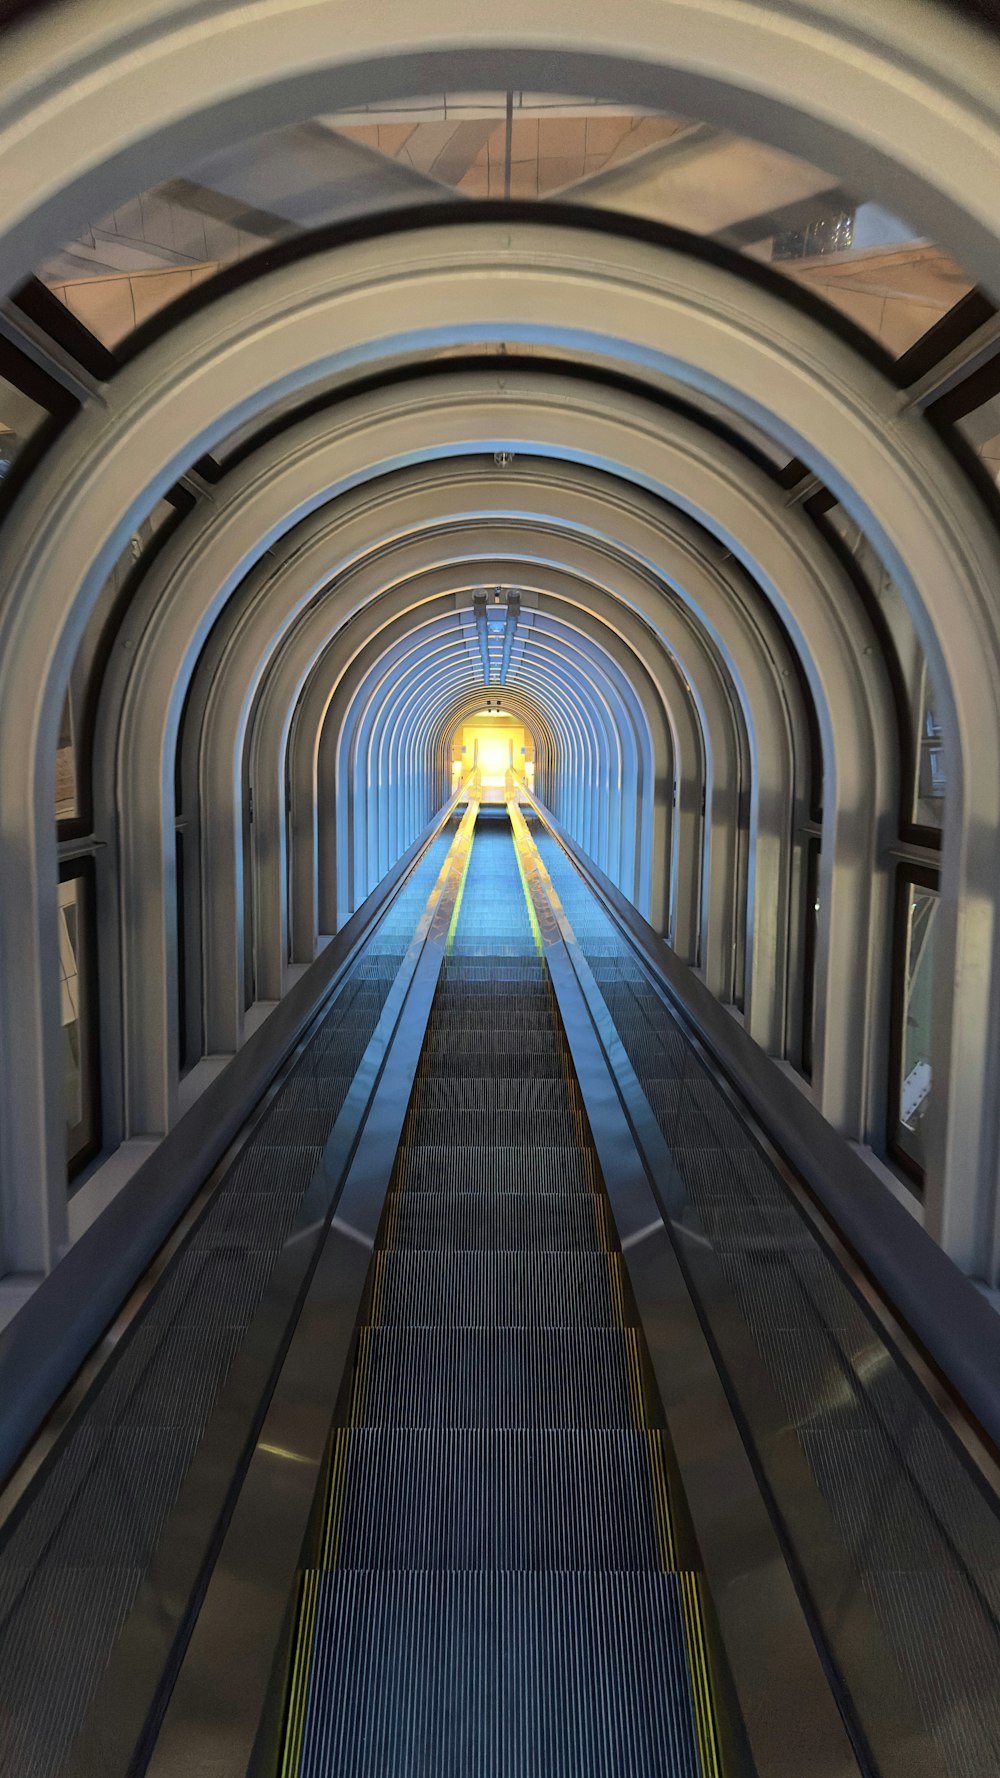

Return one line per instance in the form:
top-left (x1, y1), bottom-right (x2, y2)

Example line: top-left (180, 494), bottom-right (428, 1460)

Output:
top-left (328, 1430), bottom-right (665, 1570)
top-left (353, 1328), bottom-right (639, 1428)
top-left (372, 1252), bottom-right (622, 1327)
top-left (424, 1028), bottom-right (563, 1054)
top-left (411, 1078), bottom-right (578, 1114)
top-left (387, 1145), bottom-right (590, 1201)
top-left (642, 1078), bottom-right (754, 1148)
top-left (385, 1193), bottom-right (611, 1252)
top-left (419, 1050), bottom-right (566, 1079)
top-left (296, 1570), bottom-right (702, 1778)
top-left (429, 997), bottom-right (552, 1021)
top-left (403, 1109), bottom-right (583, 1149)
top-left (393, 1144), bottom-right (597, 1195)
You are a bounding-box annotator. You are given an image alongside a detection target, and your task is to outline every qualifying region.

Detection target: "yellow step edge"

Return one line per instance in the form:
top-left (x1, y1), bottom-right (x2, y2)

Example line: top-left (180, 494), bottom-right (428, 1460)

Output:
top-left (680, 1569), bottom-right (724, 1778)
top-left (622, 1326), bottom-right (647, 1429)
top-left (381, 1193), bottom-right (401, 1251)
top-left (645, 1429), bottom-right (678, 1571)
top-left (349, 1327), bottom-right (372, 1428)
top-left (591, 1196), bottom-right (610, 1252)
top-left (320, 1428), bottom-right (352, 1569)
top-left (278, 1567), bottom-right (320, 1778)
top-left (369, 1251), bottom-right (387, 1328)
top-left (606, 1253), bottom-right (625, 1327)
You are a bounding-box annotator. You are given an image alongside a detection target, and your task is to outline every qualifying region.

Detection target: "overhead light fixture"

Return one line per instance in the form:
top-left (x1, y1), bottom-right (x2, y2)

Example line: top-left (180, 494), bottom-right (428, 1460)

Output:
top-left (493, 451), bottom-right (515, 468)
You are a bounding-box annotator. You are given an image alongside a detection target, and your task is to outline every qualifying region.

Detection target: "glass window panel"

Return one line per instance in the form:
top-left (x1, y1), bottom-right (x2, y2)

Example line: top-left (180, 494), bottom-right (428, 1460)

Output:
top-left (59, 868), bottom-right (100, 1177)
top-left (913, 662), bottom-right (946, 831)
top-left (744, 207), bottom-right (973, 358)
top-left (57, 497), bottom-right (175, 827)
top-left (822, 503), bottom-right (945, 836)
top-left (956, 390), bottom-right (1000, 488)
top-left (800, 835), bottom-right (821, 1079)
top-left (56, 692), bottom-right (77, 822)
top-left (892, 879), bottom-right (939, 1178)
top-left (35, 92), bottom-right (976, 364)
top-left (0, 372), bottom-right (46, 481)
top-left (59, 876), bottom-right (83, 1133)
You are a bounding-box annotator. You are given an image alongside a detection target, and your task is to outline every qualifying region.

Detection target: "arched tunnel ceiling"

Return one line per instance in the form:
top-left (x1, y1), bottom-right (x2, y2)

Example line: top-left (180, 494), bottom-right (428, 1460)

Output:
top-left (1, 0), bottom-right (1000, 1286)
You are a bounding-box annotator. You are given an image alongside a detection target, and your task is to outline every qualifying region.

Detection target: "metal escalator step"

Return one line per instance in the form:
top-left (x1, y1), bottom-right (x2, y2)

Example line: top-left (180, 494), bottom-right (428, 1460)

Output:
top-left (411, 1078), bottom-right (576, 1114)
top-left (85, 1320), bottom-right (246, 1431)
top-left (146, 1245), bottom-right (278, 1329)
top-left (291, 1044), bottom-right (371, 1079)
top-left (440, 958), bottom-right (541, 974)
top-left (0, 1564), bottom-right (145, 1778)
top-left (192, 1191), bottom-right (305, 1252)
top-left (427, 1016), bottom-right (557, 1039)
top-left (3, 1422), bottom-right (202, 1568)
top-left (420, 1052), bottom-right (567, 1079)
top-left (393, 1145), bottom-right (597, 1195)
top-left (296, 1570), bottom-right (701, 1778)
top-left (424, 1028), bottom-right (562, 1054)
top-left (641, 1077), bottom-right (754, 1147)
top-left (404, 1109), bottom-right (583, 1149)
top-left (330, 1430), bottom-right (662, 1570)
top-left (386, 1193), bottom-right (610, 1252)
top-left (255, 1105), bottom-right (342, 1146)
top-left (430, 996), bottom-right (551, 1019)
top-left (274, 1077), bottom-right (359, 1110)
top-left (671, 1145), bottom-right (788, 1206)
top-left (373, 1252), bottom-right (620, 1327)
top-left (218, 1143), bottom-right (322, 1196)
top-left (353, 1329), bottom-right (636, 1428)
top-left (444, 948), bottom-right (540, 963)
top-left (428, 1013), bottom-right (555, 1036)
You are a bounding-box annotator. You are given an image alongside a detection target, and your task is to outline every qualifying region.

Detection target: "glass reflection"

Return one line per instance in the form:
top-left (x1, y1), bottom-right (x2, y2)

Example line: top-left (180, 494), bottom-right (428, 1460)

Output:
top-left (55, 693), bottom-right (76, 822)
top-left (59, 875), bottom-right (84, 1142)
top-left (913, 664), bottom-right (946, 830)
top-left (0, 372), bottom-right (46, 478)
top-left (822, 503), bottom-right (946, 835)
top-left (34, 94), bottom-right (974, 362)
top-left (893, 880), bottom-right (938, 1176)
top-left (56, 499), bottom-right (175, 825)
top-left (60, 864), bottom-right (101, 1180)
top-left (957, 390), bottom-right (1000, 488)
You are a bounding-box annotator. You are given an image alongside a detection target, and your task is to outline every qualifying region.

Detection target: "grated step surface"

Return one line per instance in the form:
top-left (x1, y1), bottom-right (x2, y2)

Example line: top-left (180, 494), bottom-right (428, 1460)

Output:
top-left (298, 1571), bottom-right (702, 1778)
top-left (354, 1327), bottom-right (637, 1429)
top-left (393, 1144), bottom-right (596, 1195)
top-left (386, 1192), bottom-right (610, 1251)
top-left (331, 1429), bottom-right (665, 1570)
top-left (372, 1252), bottom-right (623, 1328)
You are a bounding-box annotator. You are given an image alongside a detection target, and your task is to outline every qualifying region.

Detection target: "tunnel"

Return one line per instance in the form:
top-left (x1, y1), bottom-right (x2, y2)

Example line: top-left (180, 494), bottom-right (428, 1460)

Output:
top-left (1, 4), bottom-right (1000, 1774)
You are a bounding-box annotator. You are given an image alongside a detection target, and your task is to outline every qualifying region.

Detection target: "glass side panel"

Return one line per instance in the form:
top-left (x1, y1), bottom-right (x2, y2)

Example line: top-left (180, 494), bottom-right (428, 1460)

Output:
top-left (34, 94), bottom-right (975, 364)
top-left (893, 879), bottom-right (939, 1175)
top-left (913, 663), bottom-right (947, 831)
top-left (59, 868), bottom-right (100, 1177)
top-left (739, 202), bottom-right (974, 358)
top-left (822, 504), bottom-right (946, 835)
top-left (957, 390), bottom-right (1000, 488)
top-left (800, 834), bottom-right (821, 1079)
top-left (59, 875), bottom-right (83, 1135)
top-left (56, 497), bottom-right (175, 825)
top-left (0, 372), bottom-right (46, 480)
top-left (55, 692), bottom-right (77, 822)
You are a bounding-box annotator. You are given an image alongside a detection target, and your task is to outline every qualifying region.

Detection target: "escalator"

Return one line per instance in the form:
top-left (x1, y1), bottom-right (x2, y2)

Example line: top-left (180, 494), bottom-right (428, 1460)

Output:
top-left (278, 814), bottom-right (722, 1776)
top-left (2, 799), bottom-right (1000, 1778)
